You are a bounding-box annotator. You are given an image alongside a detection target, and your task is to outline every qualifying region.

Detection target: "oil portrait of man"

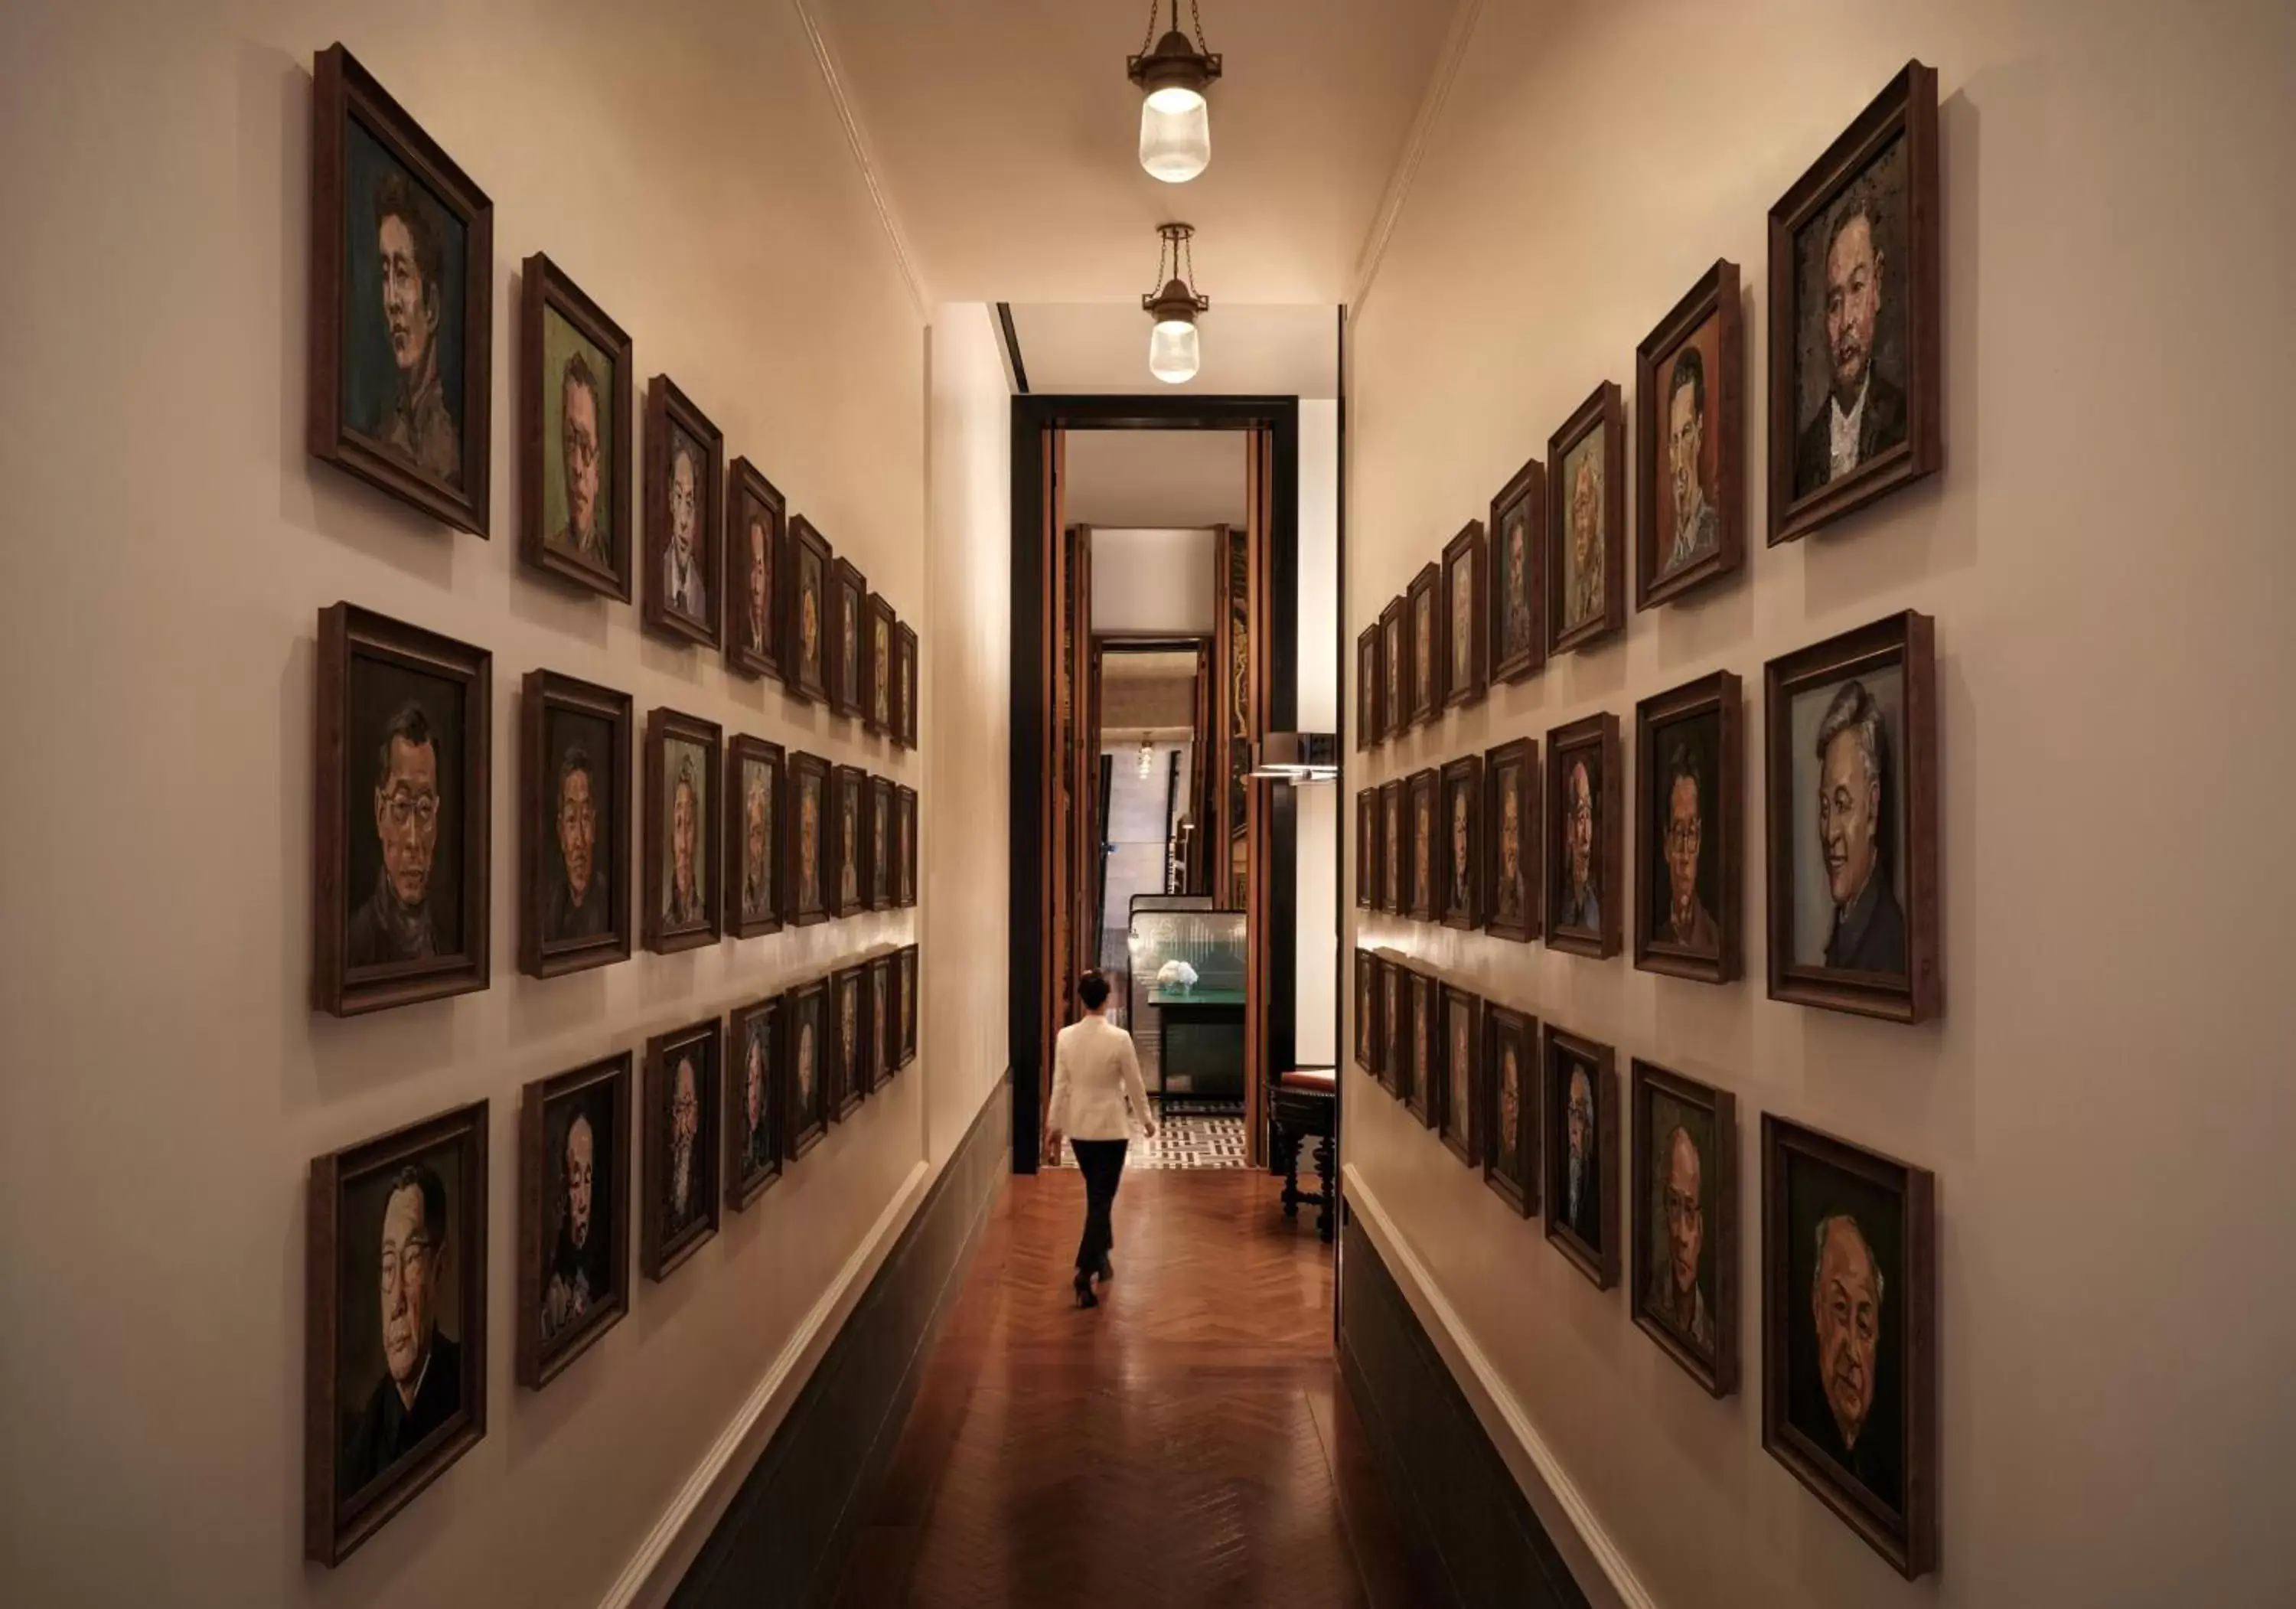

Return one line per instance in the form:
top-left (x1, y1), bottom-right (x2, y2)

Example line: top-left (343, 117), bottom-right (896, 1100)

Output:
top-left (1662, 345), bottom-right (1720, 577)
top-left (339, 1161), bottom-right (462, 1500)
top-left (661, 1054), bottom-right (701, 1242)
top-left (741, 765), bottom-right (774, 924)
top-left (1561, 449), bottom-right (1603, 632)
top-left (549, 346), bottom-right (607, 567)
top-left (1557, 758), bottom-right (1601, 933)
top-left (350, 700), bottom-right (445, 968)
top-left (1812, 680), bottom-right (1903, 973)
top-left (663, 438), bottom-right (708, 622)
top-left (1658, 742), bottom-right (1719, 951)
top-left (1561, 1062), bottom-right (1600, 1246)
top-left (541, 1111), bottom-right (605, 1345)
top-left (664, 752), bottom-right (706, 929)
top-left (1646, 1123), bottom-right (1716, 1353)
top-left (548, 742), bottom-right (609, 943)
top-left (371, 171), bottom-right (459, 484)
top-left (1795, 180), bottom-right (1907, 498)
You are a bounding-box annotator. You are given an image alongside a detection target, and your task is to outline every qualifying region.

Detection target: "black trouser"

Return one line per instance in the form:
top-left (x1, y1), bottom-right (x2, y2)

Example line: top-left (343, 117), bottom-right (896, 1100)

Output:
top-left (1069, 1138), bottom-right (1129, 1275)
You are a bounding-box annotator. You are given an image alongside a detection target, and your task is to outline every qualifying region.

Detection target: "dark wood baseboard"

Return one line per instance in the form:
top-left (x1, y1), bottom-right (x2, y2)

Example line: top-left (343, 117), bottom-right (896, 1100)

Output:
top-left (670, 1072), bottom-right (1012, 1609)
top-left (1339, 1209), bottom-right (1593, 1609)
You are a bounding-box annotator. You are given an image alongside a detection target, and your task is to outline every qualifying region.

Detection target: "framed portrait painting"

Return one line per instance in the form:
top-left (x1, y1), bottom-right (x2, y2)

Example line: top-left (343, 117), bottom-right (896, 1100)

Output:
top-left (1352, 949), bottom-right (1375, 1074)
top-left (520, 669), bottom-right (631, 980)
top-left (315, 603), bottom-right (491, 1017)
top-left (1378, 779), bottom-right (1406, 915)
top-left (829, 556), bottom-right (867, 720)
top-left (1488, 455), bottom-right (1546, 684)
top-left (516, 1054), bottom-right (629, 1390)
top-left (308, 45), bottom-right (491, 537)
top-left (726, 996), bottom-right (784, 1209)
top-left (1483, 737), bottom-right (1539, 944)
top-left (1379, 596), bottom-right (1411, 742)
top-left (828, 765), bottom-right (866, 918)
top-left (828, 964), bottom-right (868, 1120)
top-left (1635, 671), bottom-right (1743, 984)
top-left (725, 457), bottom-right (787, 680)
top-left (1356, 625), bottom-right (1382, 751)
top-left (785, 517), bottom-right (832, 704)
top-left (1544, 712), bottom-right (1622, 959)
top-left (1405, 767), bottom-right (1438, 924)
top-left (892, 621), bottom-right (920, 750)
top-left (519, 253), bottom-right (630, 597)
top-left (725, 736), bottom-right (784, 938)
top-left (305, 1099), bottom-right (488, 1565)
top-left (643, 707), bottom-right (722, 953)
top-left (1438, 755), bottom-right (1482, 932)
top-left (1542, 1026), bottom-right (1618, 1289)
top-left (863, 593), bottom-right (896, 736)
top-left (641, 1017), bottom-right (722, 1281)
top-left (1482, 1004), bottom-right (1538, 1217)
top-left (1765, 611), bottom-right (1939, 1022)
top-left (1632, 1060), bottom-right (1738, 1398)
top-left (867, 774), bottom-right (895, 912)
top-left (1438, 983), bottom-right (1480, 1167)
top-left (895, 784), bottom-right (918, 908)
top-left (1407, 562), bottom-right (1443, 728)
top-left (783, 750), bottom-right (829, 926)
top-left (867, 956), bottom-right (895, 1094)
top-left (1441, 521), bottom-right (1488, 708)
top-left (1354, 787), bottom-right (1375, 911)
top-left (1548, 381), bottom-right (1626, 657)
top-left (898, 944), bottom-right (919, 1067)
top-left (642, 377), bottom-right (723, 649)
top-left (1769, 61), bottom-right (1941, 546)
top-left (1404, 965), bottom-right (1437, 1126)
top-left (1763, 1115), bottom-right (1939, 1578)
top-left (783, 977), bottom-right (830, 1159)
top-left (1636, 259), bottom-right (1744, 609)
top-left (1378, 955), bottom-right (1405, 1099)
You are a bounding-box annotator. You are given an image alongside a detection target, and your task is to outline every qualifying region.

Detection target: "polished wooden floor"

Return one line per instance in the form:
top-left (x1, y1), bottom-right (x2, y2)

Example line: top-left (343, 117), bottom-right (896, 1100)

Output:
top-left (829, 1167), bottom-right (1435, 1608)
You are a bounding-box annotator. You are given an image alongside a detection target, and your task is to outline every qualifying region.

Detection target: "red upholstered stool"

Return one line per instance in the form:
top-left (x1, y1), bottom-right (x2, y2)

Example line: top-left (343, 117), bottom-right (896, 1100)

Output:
top-left (1270, 1067), bottom-right (1337, 1242)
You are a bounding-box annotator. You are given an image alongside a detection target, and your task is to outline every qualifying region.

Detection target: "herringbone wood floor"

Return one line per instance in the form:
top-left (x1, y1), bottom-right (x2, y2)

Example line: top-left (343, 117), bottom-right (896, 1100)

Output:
top-left (829, 1168), bottom-right (1435, 1608)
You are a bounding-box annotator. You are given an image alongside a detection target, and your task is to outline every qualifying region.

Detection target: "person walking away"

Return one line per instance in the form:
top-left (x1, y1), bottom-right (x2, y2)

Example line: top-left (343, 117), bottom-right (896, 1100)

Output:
top-left (1043, 971), bottom-right (1156, 1309)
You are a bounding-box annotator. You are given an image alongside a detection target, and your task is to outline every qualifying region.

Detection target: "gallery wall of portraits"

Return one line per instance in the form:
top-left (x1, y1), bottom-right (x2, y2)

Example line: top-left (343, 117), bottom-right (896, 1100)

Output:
top-left (0, 5), bottom-right (1017, 1607)
top-left (1339, 8), bottom-right (2296, 1609)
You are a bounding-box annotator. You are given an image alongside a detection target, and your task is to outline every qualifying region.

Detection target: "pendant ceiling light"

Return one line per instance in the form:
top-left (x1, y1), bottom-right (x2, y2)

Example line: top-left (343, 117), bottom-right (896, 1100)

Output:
top-left (1127, 0), bottom-right (1221, 184)
top-left (1137, 736), bottom-right (1156, 778)
top-left (1142, 223), bottom-right (1210, 385)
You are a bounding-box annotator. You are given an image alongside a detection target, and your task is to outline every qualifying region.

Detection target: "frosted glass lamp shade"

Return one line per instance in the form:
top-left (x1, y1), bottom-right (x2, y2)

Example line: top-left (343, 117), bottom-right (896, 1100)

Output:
top-left (1149, 318), bottom-right (1200, 384)
top-left (1139, 88), bottom-right (1210, 183)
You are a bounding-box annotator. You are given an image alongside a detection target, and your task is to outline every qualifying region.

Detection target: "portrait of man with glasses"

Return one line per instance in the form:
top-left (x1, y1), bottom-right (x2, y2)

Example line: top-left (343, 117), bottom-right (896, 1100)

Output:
top-left (339, 1160), bottom-right (462, 1500)
top-left (348, 700), bottom-right (449, 967)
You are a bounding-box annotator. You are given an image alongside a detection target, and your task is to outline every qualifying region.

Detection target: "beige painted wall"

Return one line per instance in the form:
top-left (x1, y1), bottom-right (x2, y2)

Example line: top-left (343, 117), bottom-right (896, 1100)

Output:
top-left (0, 5), bottom-right (1006, 1605)
top-left (1345, 2), bottom-right (2296, 1606)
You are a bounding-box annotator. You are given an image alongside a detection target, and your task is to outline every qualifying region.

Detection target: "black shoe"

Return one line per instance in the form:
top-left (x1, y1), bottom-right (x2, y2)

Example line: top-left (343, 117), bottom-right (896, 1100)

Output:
top-left (1097, 1255), bottom-right (1114, 1283)
top-left (1074, 1273), bottom-right (1098, 1309)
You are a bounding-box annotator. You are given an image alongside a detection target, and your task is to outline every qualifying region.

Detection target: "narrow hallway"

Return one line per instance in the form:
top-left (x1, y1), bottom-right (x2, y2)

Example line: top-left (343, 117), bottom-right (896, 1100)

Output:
top-left (831, 1170), bottom-right (1432, 1607)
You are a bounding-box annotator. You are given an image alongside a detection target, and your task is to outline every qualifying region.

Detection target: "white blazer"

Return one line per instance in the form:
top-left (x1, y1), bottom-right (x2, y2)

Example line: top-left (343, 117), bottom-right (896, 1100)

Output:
top-left (1045, 1015), bottom-right (1152, 1142)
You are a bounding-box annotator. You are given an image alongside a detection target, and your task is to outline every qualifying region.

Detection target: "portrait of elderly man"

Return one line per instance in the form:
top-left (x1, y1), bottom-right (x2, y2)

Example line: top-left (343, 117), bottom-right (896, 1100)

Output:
top-left (1557, 759), bottom-right (1602, 932)
top-left (663, 437), bottom-right (708, 622)
top-left (798, 570), bottom-right (822, 678)
top-left (664, 755), bottom-right (706, 929)
top-left (744, 514), bottom-right (773, 654)
top-left (840, 591), bottom-right (859, 701)
top-left (1796, 184), bottom-right (1906, 497)
top-left (1494, 1043), bottom-right (1523, 1175)
top-left (548, 743), bottom-right (608, 942)
top-left (839, 792), bottom-right (861, 909)
top-left (797, 782), bottom-right (821, 911)
top-left (794, 1019), bottom-right (819, 1118)
top-left (661, 1055), bottom-right (702, 1242)
top-left (1412, 792), bottom-right (1432, 912)
top-left (1792, 1210), bottom-right (1902, 1498)
top-left (873, 620), bottom-right (892, 726)
top-left (350, 700), bottom-right (443, 968)
top-left (1659, 742), bottom-right (1720, 951)
top-left (1812, 679), bottom-right (1904, 973)
top-left (551, 349), bottom-right (607, 567)
top-left (1501, 508), bottom-right (1532, 659)
top-left (1562, 451), bottom-right (1604, 632)
top-left (372, 171), bottom-right (458, 483)
top-left (541, 1112), bottom-right (606, 1343)
top-left (340, 1163), bottom-right (461, 1499)
top-left (1561, 1062), bottom-right (1601, 1245)
top-left (1647, 1124), bottom-right (1716, 1353)
top-left (739, 1026), bottom-right (775, 1179)
top-left (741, 769), bottom-right (774, 924)
top-left (1494, 777), bottom-right (1525, 923)
top-left (1663, 345), bottom-right (1720, 576)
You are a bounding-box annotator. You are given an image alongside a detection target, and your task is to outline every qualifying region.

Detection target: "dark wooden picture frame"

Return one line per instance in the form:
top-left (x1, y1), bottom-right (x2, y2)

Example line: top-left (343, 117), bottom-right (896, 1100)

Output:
top-left (784, 750), bottom-right (830, 926)
top-left (305, 1099), bottom-right (488, 1566)
top-left (828, 764), bottom-right (866, 918)
top-left (1378, 778), bottom-right (1406, 915)
top-left (1437, 982), bottom-right (1481, 1166)
top-left (520, 668), bottom-right (631, 980)
top-left (1764, 611), bottom-right (1939, 1022)
top-left (1406, 562), bottom-right (1443, 728)
top-left (827, 964), bottom-right (868, 1120)
top-left (1375, 955), bottom-right (1404, 1098)
top-left (1404, 965), bottom-right (1437, 1127)
top-left (315, 603), bottom-right (491, 1017)
top-left (1544, 711), bottom-right (1623, 959)
top-left (641, 1017), bottom-right (722, 1281)
top-left (863, 593), bottom-right (897, 736)
top-left (828, 556), bottom-right (868, 720)
top-left (785, 516), bottom-right (832, 704)
top-left (1356, 625), bottom-right (1382, 750)
top-left (1636, 259), bottom-right (1744, 609)
top-left (895, 784), bottom-right (919, 908)
top-left (783, 977), bottom-right (830, 1159)
top-left (1548, 381), bottom-right (1626, 657)
top-left (1379, 595), bottom-right (1411, 742)
top-left (1635, 671), bottom-right (1743, 984)
top-left (726, 995), bottom-right (784, 1210)
top-left (519, 253), bottom-right (631, 597)
top-left (1489, 455), bottom-right (1548, 684)
top-left (867, 955), bottom-right (895, 1093)
top-left (1769, 60), bottom-right (1942, 547)
top-left (1482, 1004), bottom-right (1538, 1217)
top-left (308, 44), bottom-right (492, 538)
top-left (1352, 949), bottom-right (1376, 1074)
top-left (1438, 754), bottom-right (1483, 932)
top-left (1762, 1115), bottom-right (1939, 1578)
top-left (1632, 1060), bottom-right (1739, 1398)
top-left (642, 376), bottom-right (724, 649)
top-left (867, 774), bottom-right (895, 912)
top-left (1541, 1025), bottom-right (1618, 1289)
top-left (516, 1054), bottom-right (629, 1390)
top-left (642, 707), bottom-right (723, 954)
top-left (1441, 520), bottom-right (1489, 707)
top-left (724, 457), bottom-right (788, 681)
top-left (893, 620), bottom-right (921, 749)
top-left (725, 735), bottom-right (785, 939)
top-left (1484, 737), bottom-right (1540, 944)
top-left (898, 943), bottom-right (920, 1066)
top-left (1354, 787), bottom-right (1375, 910)
top-left (1405, 767), bottom-right (1439, 924)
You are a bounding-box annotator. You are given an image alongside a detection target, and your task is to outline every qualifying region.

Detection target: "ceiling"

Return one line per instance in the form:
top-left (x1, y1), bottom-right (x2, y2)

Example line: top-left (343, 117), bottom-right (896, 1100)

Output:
top-left (814, 0), bottom-right (1462, 306)
top-left (1065, 429), bottom-right (1246, 527)
top-left (1101, 649), bottom-right (1200, 683)
top-left (1008, 301), bottom-right (1336, 397)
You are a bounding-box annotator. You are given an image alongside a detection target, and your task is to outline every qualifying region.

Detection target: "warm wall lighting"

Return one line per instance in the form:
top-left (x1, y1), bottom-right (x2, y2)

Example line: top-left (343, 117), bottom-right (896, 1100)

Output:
top-left (1127, 0), bottom-right (1221, 183)
top-left (1137, 737), bottom-right (1156, 778)
top-left (1142, 222), bottom-right (1210, 385)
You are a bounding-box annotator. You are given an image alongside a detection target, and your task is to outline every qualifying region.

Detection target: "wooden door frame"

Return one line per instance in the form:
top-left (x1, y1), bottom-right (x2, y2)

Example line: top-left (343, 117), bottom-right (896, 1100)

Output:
top-left (1009, 396), bottom-right (1300, 1173)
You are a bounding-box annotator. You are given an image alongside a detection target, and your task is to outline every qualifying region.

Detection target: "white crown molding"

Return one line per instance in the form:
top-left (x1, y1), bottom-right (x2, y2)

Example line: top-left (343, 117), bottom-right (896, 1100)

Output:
top-left (791, 0), bottom-right (931, 318)
top-left (1349, 0), bottom-right (1484, 320)
top-left (1341, 1160), bottom-right (1658, 1609)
